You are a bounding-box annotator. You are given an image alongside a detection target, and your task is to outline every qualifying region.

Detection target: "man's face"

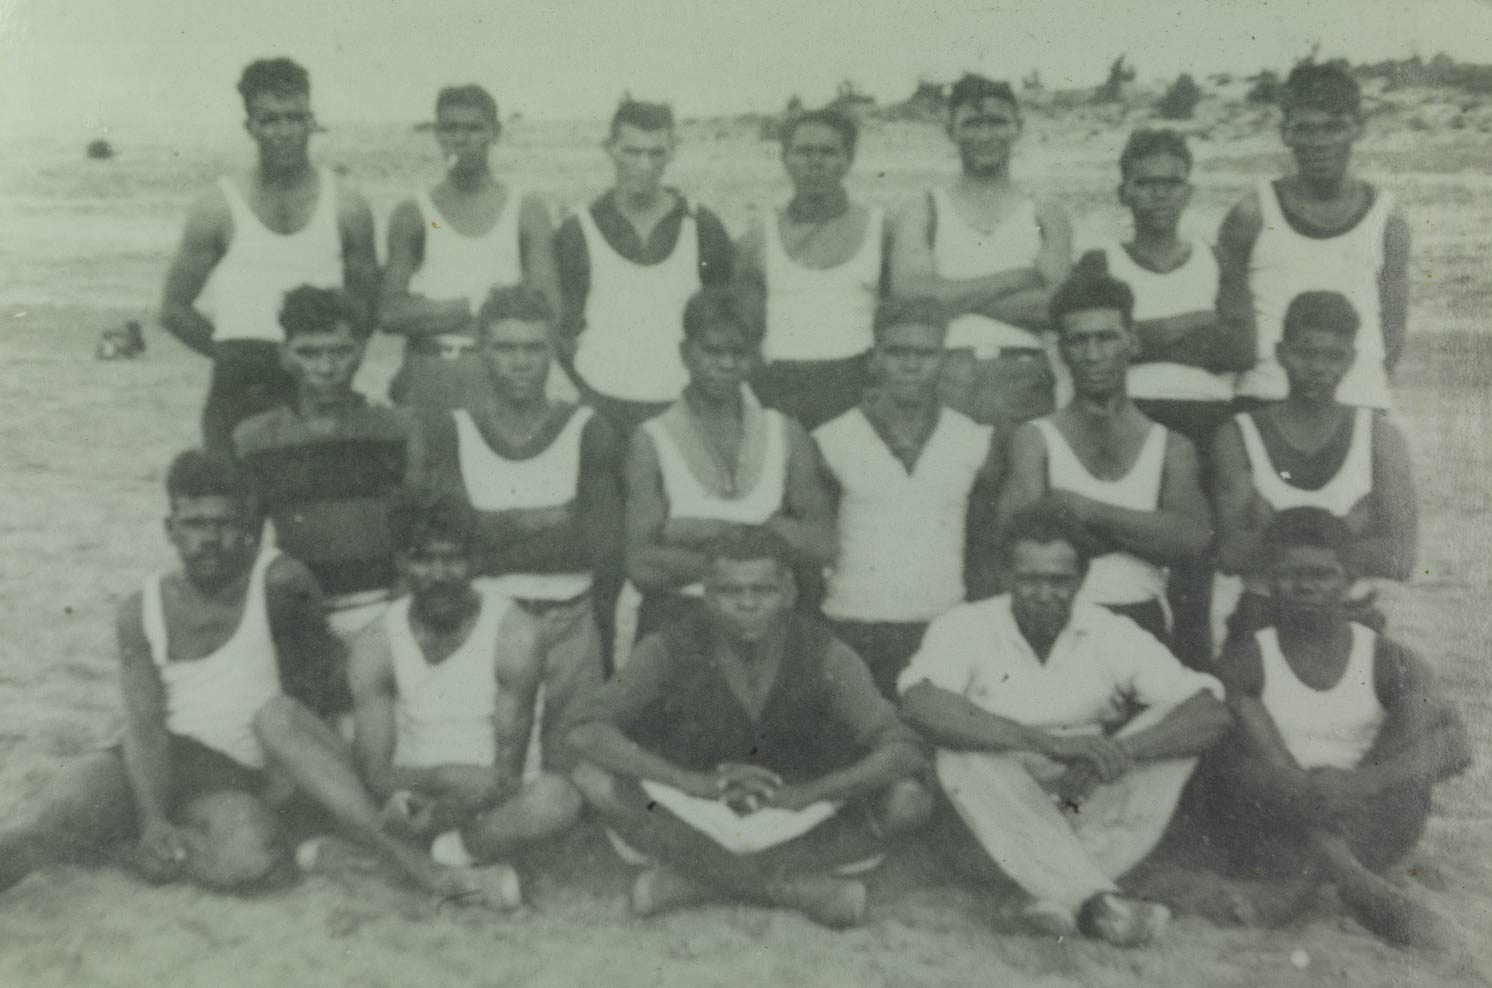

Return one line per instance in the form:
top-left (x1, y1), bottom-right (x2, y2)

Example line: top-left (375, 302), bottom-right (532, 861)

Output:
top-left (782, 122), bottom-right (852, 198)
top-left (399, 538), bottom-right (474, 628)
top-left (1269, 544), bottom-right (1350, 622)
top-left (1278, 327), bottom-right (1354, 404)
top-left (1058, 308), bottom-right (1134, 399)
top-left (480, 318), bottom-right (552, 402)
top-left (705, 557), bottom-right (792, 645)
top-left (872, 321), bottom-right (945, 404)
top-left (435, 103), bottom-right (498, 172)
top-left (948, 97), bottom-right (1021, 177)
top-left (682, 325), bottom-right (757, 402)
top-left (606, 124), bottom-right (675, 198)
top-left (1007, 539), bottom-right (1084, 644)
top-left (1118, 153), bottom-right (1192, 238)
top-left (245, 90), bottom-right (314, 171)
top-left (281, 324), bottom-right (364, 404)
top-left (166, 495), bottom-right (260, 591)
top-left (1281, 107), bottom-right (1361, 186)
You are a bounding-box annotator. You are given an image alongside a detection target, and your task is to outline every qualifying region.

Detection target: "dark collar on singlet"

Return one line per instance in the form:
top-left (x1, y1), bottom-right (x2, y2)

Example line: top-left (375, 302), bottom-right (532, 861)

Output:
top-left (1272, 179), bottom-right (1377, 240)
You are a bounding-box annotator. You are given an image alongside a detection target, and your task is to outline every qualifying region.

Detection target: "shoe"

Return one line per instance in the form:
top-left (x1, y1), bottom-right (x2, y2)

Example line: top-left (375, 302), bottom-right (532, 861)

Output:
top-left (464, 862), bottom-right (523, 911)
top-left (630, 866), bottom-right (716, 917)
top-left (1020, 899), bottom-right (1079, 938)
top-left (766, 875), bottom-right (868, 930)
top-left (1078, 893), bottom-right (1171, 947)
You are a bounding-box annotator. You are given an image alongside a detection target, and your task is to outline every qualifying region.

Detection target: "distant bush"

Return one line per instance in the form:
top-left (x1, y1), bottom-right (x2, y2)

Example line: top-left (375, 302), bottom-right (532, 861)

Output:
top-left (1156, 74), bottom-right (1203, 119)
top-left (1246, 71), bottom-right (1280, 104)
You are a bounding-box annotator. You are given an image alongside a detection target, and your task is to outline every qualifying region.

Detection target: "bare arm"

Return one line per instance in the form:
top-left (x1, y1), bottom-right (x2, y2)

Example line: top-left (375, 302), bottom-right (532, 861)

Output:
top-left (730, 218), bottom-right (768, 336)
top-left (1344, 418), bottom-right (1417, 580)
top-left (886, 194), bottom-right (1041, 314)
top-left (492, 607), bottom-right (542, 790)
top-left (765, 420), bottom-right (839, 566)
top-left (1379, 207), bottom-right (1411, 374)
top-left (901, 681), bottom-right (1102, 761)
top-left (116, 595), bottom-right (175, 828)
top-left (1211, 419), bottom-right (1261, 576)
top-left (1116, 690), bottom-right (1231, 762)
top-left (964, 431), bottom-right (1006, 601)
top-left (992, 422), bottom-right (1049, 541)
top-left (978, 199), bottom-right (1073, 330)
top-left (348, 622), bottom-right (432, 801)
top-left (1213, 196), bottom-right (1262, 374)
top-left (1134, 307), bottom-right (1251, 373)
top-left (265, 557), bottom-right (351, 718)
top-left (518, 193), bottom-right (561, 323)
top-left (158, 190), bottom-right (228, 358)
top-left (623, 431), bottom-right (711, 592)
top-left (1362, 643), bottom-right (1471, 792)
top-left (338, 187), bottom-right (380, 334)
top-left (578, 414), bottom-right (627, 593)
top-left (378, 199), bottom-right (473, 338)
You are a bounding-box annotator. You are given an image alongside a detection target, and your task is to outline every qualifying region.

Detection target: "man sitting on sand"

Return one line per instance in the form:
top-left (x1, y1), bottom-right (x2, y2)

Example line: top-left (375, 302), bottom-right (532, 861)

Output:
top-left (0, 452), bottom-right (495, 906)
top-left (1204, 507), bottom-right (1470, 949)
top-left (567, 527), bottom-right (931, 929)
top-left (348, 486), bottom-right (583, 909)
top-left (900, 503), bottom-right (1229, 946)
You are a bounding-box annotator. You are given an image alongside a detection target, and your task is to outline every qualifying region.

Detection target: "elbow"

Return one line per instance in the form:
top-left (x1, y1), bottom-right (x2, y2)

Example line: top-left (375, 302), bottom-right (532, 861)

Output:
top-left (897, 685), bottom-right (937, 736)
top-left (565, 721), bottom-right (607, 760)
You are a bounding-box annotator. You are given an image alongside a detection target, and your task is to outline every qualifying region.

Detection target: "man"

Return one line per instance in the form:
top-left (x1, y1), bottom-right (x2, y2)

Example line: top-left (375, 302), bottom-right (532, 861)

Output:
top-left (381, 85), bottom-right (561, 412)
top-left (234, 285), bottom-right (410, 644)
top-left (568, 527), bottom-right (930, 929)
top-left (1217, 62), bottom-right (1411, 412)
top-left (625, 287), bottom-right (836, 642)
top-left (1212, 290), bottom-right (1417, 645)
top-left (160, 58), bottom-right (378, 453)
top-left (996, 259), bottom-right (1211, 644)
top-left (409, 284), bottom-right (621, 717)
top-left (899, 503), bottom-right (1229, 946)
top-left (1206, 508), bottom-right (1469, 949)
top-left (734, 106), bottom-right (886, 430)
top-left (348, 486), bottom-right (583, 907)
top-left (888, 74), bottom-right (1072, 436)
top-left (554, 100), bottom-right (735, 433)
top-left (0, 452), bottom-right (494, 906)
top-left (814, 296), bottom-right (1003, 699)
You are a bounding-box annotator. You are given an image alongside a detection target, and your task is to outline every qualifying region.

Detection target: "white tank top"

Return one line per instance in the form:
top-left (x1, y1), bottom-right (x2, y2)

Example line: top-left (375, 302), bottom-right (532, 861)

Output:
top-left (763, 207), bottom-right (882, 362)
top-left (142, 550), bottom-right (282, 769)
top-left (1239, 179), bottom-right (1394, 409)
top-left (409, 186), bottom-right (525, 313)
top-left (817, 407), bottom-right (992, 622)
top-left (1034, 418), bottom-right (1168, 606)
top-left (452, 406), bottom-right (594, 600)
top-left (388, 588), bottom-right (512, 769)
top-left (1257, 624), bottom-right (1385, 770)
top-left (202, 170), bottom-right (343, 343)
top-left (930, 188), bottom-right (1045, 355)
top-left (574, 208), bottom-right (699, 402)
top-left (1103, 241), bottom-right (1233, 402)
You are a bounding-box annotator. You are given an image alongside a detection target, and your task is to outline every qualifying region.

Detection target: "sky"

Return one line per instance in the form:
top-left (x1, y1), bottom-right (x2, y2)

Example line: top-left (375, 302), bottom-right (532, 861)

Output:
top-left (3, 0), bottom-right (1492, 139)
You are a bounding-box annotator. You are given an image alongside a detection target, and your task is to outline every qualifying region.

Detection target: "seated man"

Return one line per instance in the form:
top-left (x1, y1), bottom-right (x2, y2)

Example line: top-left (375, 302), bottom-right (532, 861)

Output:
top-left (0, 452), bottom-right (491, 906)
top-left (567, 527), bottom-right (930, 929)
top-left (348, 486), bottom-right (583, 908)
top-left (899, 502), bottom-right (1229, 946)
top-left (1205, 507), bottom-right (1470, 948)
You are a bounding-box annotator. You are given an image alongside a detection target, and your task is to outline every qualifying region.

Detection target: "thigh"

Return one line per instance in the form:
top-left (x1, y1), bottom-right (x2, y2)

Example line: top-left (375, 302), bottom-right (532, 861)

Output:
top-left (178, 790), bottom-right (286, 891)
top-left (26, 749), bottom-right (140, 853)
top-left (167, 734), bottom-right (266, 811)
top-left (205, 342), bottom-right (294, 450)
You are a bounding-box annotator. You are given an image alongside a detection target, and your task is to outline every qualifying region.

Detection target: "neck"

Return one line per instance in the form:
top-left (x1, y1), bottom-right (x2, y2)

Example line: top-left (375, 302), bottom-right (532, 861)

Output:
top-left (958, 167), bottom-right (1010, 191)
top-left (1015, 617), bottom-right (1059, 663)
top-left (413, 589), bottom-right (481, 636)
top-left (257, 158), bottom-right (313, 187)
top-left (1281, 392), bottom-right (1339, 418)
top-left (721, 625), bottom-right (782, 665)
top-left (1276, 610), bottom-right (1346, 647)
top-left (787, 187), bottom-right (849, 223)
top-left (872, 388), bottom-right (936, 422)
top-left (298, 389), bottom-right (355, 418)
top-left (617, 186), bottom-right (666, 214)
top-left (1070, 389), bottom-right (1130, 420)
top-left (184, 561), bottom-right (255, 602)
top-left (446, 163), bottom-right (492, 192)
top-left (1298, 171), bottom-right (1350, 201)
top-left (1130, 226), bottom-right (1183, 254)
top-left (489, 384), bottom-right (548, 418)
top-left (684, 383), bottom-right (742, 418)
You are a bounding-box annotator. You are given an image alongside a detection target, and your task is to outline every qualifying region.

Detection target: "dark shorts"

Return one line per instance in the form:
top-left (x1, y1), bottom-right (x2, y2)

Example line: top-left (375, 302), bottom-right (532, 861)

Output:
top-left (389, 344), bottom-right (492, 412)
top-left (1131, 399), bottom-right (1231, 478)
top-left (828, 619), bottom-right (930, 701)
top-left (203, 340), bottom-right (296, 454)
top-left (110, 733), bottom-right (264, 815)
top-left (752, 353), bottom-right (869, 431)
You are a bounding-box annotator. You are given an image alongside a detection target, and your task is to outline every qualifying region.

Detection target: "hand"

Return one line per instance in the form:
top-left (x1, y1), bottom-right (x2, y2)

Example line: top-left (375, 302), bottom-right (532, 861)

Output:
top-left (381, 790), bottom-right (441, 839)
top-left (1247, 493), bottom-right (1277, 532)
top-left (1042, 733), bottom-right (1134, 783)
top-left (134, 819), bottom-right (190, 883)
top-left (714, 763), bottom-right (783, 808)
top-left (767, 781), bottom-right (822, 813)
top-left (1048, 490), bottom-right (1097, 526)
top-left (1056, 761), bottom-right (1103, 808)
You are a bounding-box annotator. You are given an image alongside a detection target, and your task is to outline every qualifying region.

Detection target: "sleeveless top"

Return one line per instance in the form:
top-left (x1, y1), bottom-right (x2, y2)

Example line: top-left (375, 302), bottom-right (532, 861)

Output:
top-left (204, 169), bottom-right (342, 343)
top-left (1257, 624), bottom-right (1385, 770)
top-left (816, 406), bottom-right (992, 622)
top-left (452, 405), bottom-right (595, 601)
top-left (763, 207), bottom-right (883, 362)
top-left (930, 189), bottom-right (1045, 355)
top-left (388, 588), bottom-right (513, 769)
top-left (1102, 241), bottom-right (1233, 402)
top-left (1239, 179), bottom-right (1395, 409)
top-left (574, 207), bottom-right (699, 402)
top-left (409, 185), bottom-right (526, 348)
top-left (142, 549), bottom-right (282, 769)
top-left (1033, 418), bottom-right (1169, 606)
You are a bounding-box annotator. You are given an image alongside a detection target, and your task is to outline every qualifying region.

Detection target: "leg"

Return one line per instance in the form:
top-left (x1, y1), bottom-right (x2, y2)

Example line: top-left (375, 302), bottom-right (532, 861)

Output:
top-left (870, 777), bottom-right (934, 837)
top-left (201, 341), bottom-right (294, 454)
top-left (534, 602), bottom-right (605, 775)
top-left (177, 790), bottom-right (288, 892)
top-left (460, 773), bottom-right (583, 863)
top-left (0, 751), bottom-right (136, 893)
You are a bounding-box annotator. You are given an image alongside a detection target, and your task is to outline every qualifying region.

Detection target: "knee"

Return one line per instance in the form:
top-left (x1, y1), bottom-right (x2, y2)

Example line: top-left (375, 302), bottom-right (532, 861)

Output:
top-left (251, 695), bottom-right (304, 746)
top-left (569, 761), bottom-right (621, 814)
top-left (181, 792), bottom-right (286, 892)
top-left (875, 778), bottom-right (933, 836)
top-left (523, 773), bottom-right (584, 832)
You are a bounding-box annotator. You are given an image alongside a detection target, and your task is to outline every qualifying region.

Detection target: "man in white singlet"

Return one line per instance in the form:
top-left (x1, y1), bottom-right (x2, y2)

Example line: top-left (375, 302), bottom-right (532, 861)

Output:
top-left (1216, 63), bottom-right (1411, 412)
top-left (734, 106), bottom-right (886, 430)
top-left (814, 296), bottom-right (1003, 699)
top-left (382, 85), bottom-right (561, 412)
top-left (160, 58), bottom-right (378, 454)
top-left (889, 74), bottom-right (1072, 437)
top-left (349, 486), bottom-right (584, 908)
top-left (997, 259), bottom-right (1211, 644)
top-left (1204, 508), bottom-right (1468, 949)
top-left (1212, 291), bottom-right (1417, 646)
top-left (625, 287), bottom-right (836, 643)
top-left (0, 452), bottom-right (496, 908)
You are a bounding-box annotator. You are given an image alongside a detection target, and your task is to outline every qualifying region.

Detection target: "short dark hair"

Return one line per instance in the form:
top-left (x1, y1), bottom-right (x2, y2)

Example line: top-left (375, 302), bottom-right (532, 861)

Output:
top-left (166, 449), bottom-right (254, 507)
top-left (436, 85), bottom-right (499, 126)
top-left (682, 287), bottom-right (761, 346)
top-left (998, 499), bottom-right (1095, 573)
top-left (704, 525), bottom-right (795, 572)
top-left (278, 285), bottom-right (367, 340)
top-left (1281, 63), bottom-right (1361, 119)
top-left (872, 296), bottom-right (949, 340)
top-left (477, 283), bottom-right (555, 330)
top-left (610, 100), bottom-right (674, 138)
top-left (1119, 128), bottom-right (1192, 179)
top-left (1282, 290), bottom-right (1359, 341)
top-left (948, 74), bottom-right (1019, 118)
top-left (387, 485), bottom-right (475, 557)
top-left (780, 106), bottom-right (859, 156)
top-left (237, 58), bottom-right (310, 113)
top-left (1049, 251), bottom-right (1135, 335)
top-left (1261, 506), bottom-right (1353, 564)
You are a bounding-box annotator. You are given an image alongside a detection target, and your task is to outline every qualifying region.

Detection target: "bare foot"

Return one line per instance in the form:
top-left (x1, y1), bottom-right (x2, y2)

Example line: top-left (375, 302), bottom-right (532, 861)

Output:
top-left (631, 866), bottom-right (716, 917)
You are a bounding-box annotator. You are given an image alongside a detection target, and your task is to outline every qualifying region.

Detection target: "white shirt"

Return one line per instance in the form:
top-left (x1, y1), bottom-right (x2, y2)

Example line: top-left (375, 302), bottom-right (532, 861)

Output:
top-left (763, 207), bottom-right (883, 362)
top-left (1257, 624), bottom-right (1385, 771)
top-left (409, 187), bottom-right (526, 313)
top-left (930, 188), bottom-right (1046, 355)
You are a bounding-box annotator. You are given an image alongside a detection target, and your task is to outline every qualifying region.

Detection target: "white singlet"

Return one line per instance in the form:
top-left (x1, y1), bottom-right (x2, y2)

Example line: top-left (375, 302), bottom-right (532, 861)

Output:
top-left (1102, 241), bottom-right (1233, 402)
top-left (1033, 418), bottom-right (1169, 606)
top-left (816, 407), bottom-right (992, 622)
top-left (573, 208), bottom-right (699, 402)
top-left (930, 189), bottom-right (1045, 355)
top-left (388, 588), bottom-right (513, 769)
top-left (1257, 624), bottom-right (1385, 770)
top-left (142, 549), bottom-right (282, 769)
top-left (763, 207), bottom-right (883, 362)
top-left (452, 406), bottom-right (595, 601)
top-left (201, 170), bottom-right (343, 343)
top-left (409, 186), bottom-right (525, 314)
top-left (1238, 179), bottom-right (1395, 409)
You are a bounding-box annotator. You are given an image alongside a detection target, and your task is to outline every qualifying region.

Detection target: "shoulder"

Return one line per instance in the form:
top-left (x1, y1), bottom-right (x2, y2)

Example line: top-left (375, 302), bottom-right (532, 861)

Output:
top-left (579, 406), bottom-right (620, 448)
top-left (115, 589), bottom-right (148, 640)
top-left (265, 554), bottom-right (322, 599)
top-left (1219, 189), bottom-right (1264, 240)
top-left (494, 598), bottom-right (540, 655)
top-left (334, 180), bottom-right (374, 221)
top-left (231, 407), bottom-right (285, 457)
top-left (1215, 630), bottom-right (1265, 699)
top-left (1008, 418), bottom-right (1049, 456)
top-left (1162, 426), bottom-right (1199, 462)
top-left (890, 190), bottom-right (933, 227)
top-left (518, 190), bottom-right (552, 222)
top-left (387, 197), bottom-right (425, 230)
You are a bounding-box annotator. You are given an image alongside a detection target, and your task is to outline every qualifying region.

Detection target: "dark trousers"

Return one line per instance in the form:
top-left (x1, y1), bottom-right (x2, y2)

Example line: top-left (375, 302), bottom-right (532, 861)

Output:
top-left (752, 354), bottom-right (869, 431)
top-left (203, 341), bottom-right (295, 454)
top-left (828, 619), bottom-right (930, 702)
